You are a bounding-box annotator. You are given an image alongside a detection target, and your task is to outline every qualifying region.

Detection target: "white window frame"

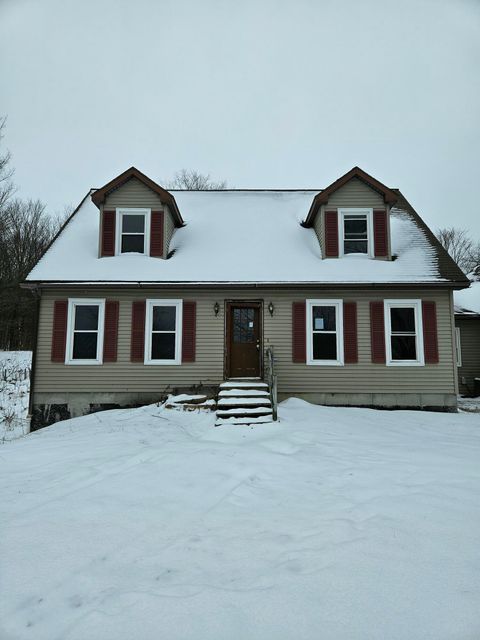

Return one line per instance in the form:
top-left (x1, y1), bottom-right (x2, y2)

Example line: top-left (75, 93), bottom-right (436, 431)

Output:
top-left (144, 299), bottom-right (183, 365)
top-left (65, 298), bottom-right (105, 365)
top-left (384, 299), bottom-right (424, 366)
top-left (116, 208), bottom-right (150, 256)
top-left (338, 208), bottom-right (373, 257)
top-left (455, 327), bottom-right (462, 367)
top-left (306, 299), bottom-right (344, 366)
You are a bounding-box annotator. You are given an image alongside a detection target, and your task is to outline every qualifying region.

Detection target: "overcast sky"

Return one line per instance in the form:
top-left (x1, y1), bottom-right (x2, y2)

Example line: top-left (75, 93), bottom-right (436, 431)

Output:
top-left (1, 0), bottom-right (479, 232)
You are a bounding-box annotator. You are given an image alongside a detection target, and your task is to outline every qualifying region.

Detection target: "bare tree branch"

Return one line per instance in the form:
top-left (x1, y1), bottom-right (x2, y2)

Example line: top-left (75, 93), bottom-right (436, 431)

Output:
top-left (165, 169), bottom-right (227, 190)
top-left (436, 227), bottom-right (478, 275)
top-left (0, 116), bottom-right (15, 209)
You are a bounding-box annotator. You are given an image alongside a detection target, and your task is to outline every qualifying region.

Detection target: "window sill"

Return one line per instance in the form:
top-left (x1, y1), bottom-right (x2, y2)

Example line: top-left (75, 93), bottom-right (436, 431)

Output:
top-left (306, 360), bottom-right (344, 366)
top-left (385, 360), bottom-right (425, 367)
top-left (65, 360), bottom-right (103, 365)
top-left (143, 360), bottom-right (181, 366)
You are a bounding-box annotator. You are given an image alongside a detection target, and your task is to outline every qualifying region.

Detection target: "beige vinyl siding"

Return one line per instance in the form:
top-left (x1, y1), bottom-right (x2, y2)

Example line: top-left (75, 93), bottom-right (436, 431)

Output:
top-left (102, 177), bottom-right (164, 208)
top-left (313, 210), bottom-right (324, 254)
top-left (34, 287), bottom-right (456, 395)
top-left (456, 317), bottom-right (480, 394)
top-left (164, 206), bottom-right (176, 256)
top-left (327, 177), bottom-right (384, 207)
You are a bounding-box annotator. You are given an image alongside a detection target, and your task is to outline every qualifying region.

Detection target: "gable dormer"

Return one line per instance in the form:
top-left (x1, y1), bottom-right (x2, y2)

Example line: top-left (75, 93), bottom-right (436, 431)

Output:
top-left (304, 167), bottom-right (398, 261)
top-left (91, 167), bottom-right (184, 259)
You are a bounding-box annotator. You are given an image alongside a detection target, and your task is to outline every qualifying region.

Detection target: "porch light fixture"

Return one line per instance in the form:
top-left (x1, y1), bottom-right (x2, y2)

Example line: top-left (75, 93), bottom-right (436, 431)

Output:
top-left (214, 302), bottom-right (220, 316)
top-left (268, 302), bottom-right (274, 317)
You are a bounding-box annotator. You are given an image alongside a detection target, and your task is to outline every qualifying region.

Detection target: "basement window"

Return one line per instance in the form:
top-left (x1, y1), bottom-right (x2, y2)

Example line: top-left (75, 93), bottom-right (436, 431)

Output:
top-left (145, 299), bottom-right (183, 365)
top-left (66, 299), bottom-right (105, 364)
top-left (117, 209), bottom-right (150, 255)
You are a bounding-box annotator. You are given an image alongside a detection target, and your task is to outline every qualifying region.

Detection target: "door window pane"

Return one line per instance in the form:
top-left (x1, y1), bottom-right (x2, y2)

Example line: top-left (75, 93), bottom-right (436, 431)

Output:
top-left (233, 308), bottom-right (254, 343)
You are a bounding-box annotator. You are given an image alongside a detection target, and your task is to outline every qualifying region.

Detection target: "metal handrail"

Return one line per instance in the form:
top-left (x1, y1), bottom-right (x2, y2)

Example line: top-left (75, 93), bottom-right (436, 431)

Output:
top-left (265, 346), bottom-right (278, 421)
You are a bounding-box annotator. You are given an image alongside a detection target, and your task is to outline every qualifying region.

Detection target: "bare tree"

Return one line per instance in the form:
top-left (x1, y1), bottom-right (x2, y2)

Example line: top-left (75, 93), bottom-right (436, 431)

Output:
top-left (436, 227), bottom-right (477, 275)
top-left (166, 169), bottom-right (227, 190)
top-left (0, 116), bottom-right (15, 209)
top-left (0, 198), bottom-right (63, 349)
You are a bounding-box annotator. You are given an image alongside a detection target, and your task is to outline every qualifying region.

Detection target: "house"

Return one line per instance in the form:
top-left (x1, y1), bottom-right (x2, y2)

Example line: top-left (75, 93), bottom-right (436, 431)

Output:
top-left (454, 282), bottom-right (480, 396)
top-left (24, 166), bottom-right (469, 428)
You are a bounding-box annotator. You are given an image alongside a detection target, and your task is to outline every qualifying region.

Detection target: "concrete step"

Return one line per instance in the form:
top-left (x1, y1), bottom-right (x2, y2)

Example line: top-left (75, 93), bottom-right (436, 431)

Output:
top-left (215, 415), bottom-right (274, 426)
top-left (218, 388), bottom-right (270, 398)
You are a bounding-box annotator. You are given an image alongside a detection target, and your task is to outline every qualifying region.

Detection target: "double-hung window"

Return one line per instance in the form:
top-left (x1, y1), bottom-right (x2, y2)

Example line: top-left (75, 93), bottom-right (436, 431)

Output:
top-left (306, 299), bottom-right (344, 365)
top-left (66, 299), bottom-right (105, 364)
top-left (384, 300), bottom-right (424, 366)
top-left (117, 209), bottom-right (150, 255)
top-left (145, 299), bottom-right (182, 364)
top-left (339, 208), bottom-right (372, 256)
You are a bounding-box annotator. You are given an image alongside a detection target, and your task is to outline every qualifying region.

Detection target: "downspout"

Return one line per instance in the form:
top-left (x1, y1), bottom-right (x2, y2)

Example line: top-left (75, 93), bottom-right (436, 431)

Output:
top-left (27, 286), bottom-right (41, 432)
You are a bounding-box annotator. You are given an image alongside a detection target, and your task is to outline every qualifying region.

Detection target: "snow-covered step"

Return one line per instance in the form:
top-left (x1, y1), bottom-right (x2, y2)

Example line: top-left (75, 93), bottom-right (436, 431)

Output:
top-left (216, 406), bottom-right (272, 416)
top-left (218, 388), bottom-right (270, 397)
top-left (217, 396), bottom-right (271, 407)
top-left (215, 415), bottom-right (274, 426)
top-left (220, 381), bottom-right (268, 389)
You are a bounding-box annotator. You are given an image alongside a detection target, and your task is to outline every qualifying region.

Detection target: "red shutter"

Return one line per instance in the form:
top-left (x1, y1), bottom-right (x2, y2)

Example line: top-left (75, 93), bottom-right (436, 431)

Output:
top-left (422, 301), bottom-right (439, 364)
top-left (292, 301), bottom-right (306, 363)
top-left (324, 210), bottom-right (339, 257)
top-left (131, 300), bottom-right (146, 362)
top-left (343, 302), bottom-right (358, 364)
top-left (51, 300), bottom-right (68, 362)
top-left (370, 301), bottom-right (386, 363)
top-left (182, 301), bottom-right (196, 362)
top-left (150, 210), bottom-right (164, 257)
top-left (101, 210), bottom-right (116, 257)
top-left (373, 210), bottom-right (388, 257)
top-left (103, 300), bottom-right (119, 362)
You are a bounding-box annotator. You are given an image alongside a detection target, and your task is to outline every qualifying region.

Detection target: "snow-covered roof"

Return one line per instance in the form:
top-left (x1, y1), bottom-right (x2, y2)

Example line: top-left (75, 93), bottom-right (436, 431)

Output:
top-left (454, 281), bottom-right (480, 315)
top-left (27, 189), bottom-right (456, 285)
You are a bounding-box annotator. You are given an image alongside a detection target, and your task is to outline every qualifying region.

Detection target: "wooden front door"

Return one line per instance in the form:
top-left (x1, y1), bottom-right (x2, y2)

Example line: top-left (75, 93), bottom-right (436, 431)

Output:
top-left (226, 302), bottom-right (262, 378)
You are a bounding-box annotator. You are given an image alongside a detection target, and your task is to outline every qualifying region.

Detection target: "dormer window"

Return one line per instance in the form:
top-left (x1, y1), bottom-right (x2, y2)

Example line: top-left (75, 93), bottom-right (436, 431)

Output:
top-left (339, 208), bottom-right (373, 256)
top-left (117, 209), bottom-right (150, 255)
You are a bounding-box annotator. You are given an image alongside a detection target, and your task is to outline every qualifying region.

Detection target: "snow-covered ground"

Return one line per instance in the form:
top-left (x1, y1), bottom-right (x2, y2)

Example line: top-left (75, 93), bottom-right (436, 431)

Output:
top-left (1, 400), bottom-right (479, 640)
top-left (0, 351), bottom-right (32, 442)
